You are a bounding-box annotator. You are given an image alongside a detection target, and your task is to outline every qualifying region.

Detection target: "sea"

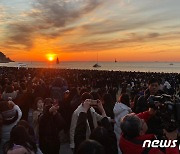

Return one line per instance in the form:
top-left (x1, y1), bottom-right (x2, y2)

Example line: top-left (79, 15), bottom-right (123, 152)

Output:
top-left (0, 61), bottom-right (179, 73)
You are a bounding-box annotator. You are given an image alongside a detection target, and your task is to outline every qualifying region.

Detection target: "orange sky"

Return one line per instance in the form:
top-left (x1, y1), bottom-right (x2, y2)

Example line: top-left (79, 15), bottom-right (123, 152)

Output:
top-left (1, 0), bottom-right (180, 62)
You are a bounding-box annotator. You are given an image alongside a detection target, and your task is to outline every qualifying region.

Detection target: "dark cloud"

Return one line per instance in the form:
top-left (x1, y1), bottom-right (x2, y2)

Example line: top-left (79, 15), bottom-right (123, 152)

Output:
top-left (31, 0), bottom-right (105, 28)
top-left (4, 0), bottom-right (105, 48)
top-left (148, 33), bottom-right (160, 38)
top-left (6, 23), bottom-right (35, 49)
top-left (3, 0), bottom-right (180, 53)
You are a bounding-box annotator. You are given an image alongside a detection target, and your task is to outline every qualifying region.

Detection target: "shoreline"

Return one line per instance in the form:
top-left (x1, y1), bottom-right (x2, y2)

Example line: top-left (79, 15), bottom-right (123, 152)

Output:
top-left (0, 66), bottom-right (179, 75)
top-left (0, 60), bottom-right (179, 73)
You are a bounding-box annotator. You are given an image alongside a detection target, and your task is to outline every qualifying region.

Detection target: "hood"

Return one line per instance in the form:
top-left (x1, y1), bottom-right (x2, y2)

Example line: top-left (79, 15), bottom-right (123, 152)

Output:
top-left (113, 102), bottom-right (131, 115)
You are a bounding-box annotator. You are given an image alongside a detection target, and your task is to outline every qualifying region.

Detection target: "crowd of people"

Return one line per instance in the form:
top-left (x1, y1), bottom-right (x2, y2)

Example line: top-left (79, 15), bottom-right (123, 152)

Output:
top-left (0, 67), bottom-right (180, 154)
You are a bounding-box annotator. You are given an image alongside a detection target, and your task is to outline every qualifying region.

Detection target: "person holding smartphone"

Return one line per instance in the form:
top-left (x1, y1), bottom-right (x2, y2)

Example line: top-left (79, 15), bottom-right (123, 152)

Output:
top-left (70, 92), bottom-right (110, 151)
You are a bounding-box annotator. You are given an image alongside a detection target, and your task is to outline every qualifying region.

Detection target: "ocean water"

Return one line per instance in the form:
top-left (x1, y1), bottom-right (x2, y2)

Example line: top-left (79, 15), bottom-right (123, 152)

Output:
top-left (0, 61), bottom-right (179, 73)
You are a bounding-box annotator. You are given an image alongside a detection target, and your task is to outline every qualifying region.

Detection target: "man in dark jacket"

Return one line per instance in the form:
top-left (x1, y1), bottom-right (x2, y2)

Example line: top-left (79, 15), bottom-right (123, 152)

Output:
top-left (119, 109), bottom-right (179, 154)
top-left (135, 78), bottom-right (164, 113)
top-left (135, 78), bottom-right (165, 136)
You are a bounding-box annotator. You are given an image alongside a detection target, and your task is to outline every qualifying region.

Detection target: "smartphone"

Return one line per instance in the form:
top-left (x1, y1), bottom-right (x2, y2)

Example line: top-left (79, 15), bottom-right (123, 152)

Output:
top-left (90, 100), bottom-right (98, 106)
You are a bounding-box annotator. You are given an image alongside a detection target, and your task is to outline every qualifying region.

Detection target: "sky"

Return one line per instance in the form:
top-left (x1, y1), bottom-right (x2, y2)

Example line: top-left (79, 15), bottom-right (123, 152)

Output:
top-left (0, 0), bottom-right (180, 62)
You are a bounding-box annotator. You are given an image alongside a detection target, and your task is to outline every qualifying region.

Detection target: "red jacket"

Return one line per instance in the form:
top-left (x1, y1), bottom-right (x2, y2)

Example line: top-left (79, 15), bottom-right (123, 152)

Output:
top-left (119, 111), bottom-right (179, 154)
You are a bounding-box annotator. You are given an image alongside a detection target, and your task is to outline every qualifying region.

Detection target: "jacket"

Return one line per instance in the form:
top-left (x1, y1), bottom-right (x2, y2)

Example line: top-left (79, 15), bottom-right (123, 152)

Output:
top-left (0, 105), bottom-right (22, 154)
top-left (135, 89), bottom-right (164, 113)
top-left (74, 112), bottom-right (118, 154)
top-left (119, 111), bottom-right (179, 154)
top-left (39, 112), bottom-right (65, 148)
top-left (113, 102), bottom-right (132, 154)
top-left (120, 133), bottom-right (179, 154)
top-left (70, 104), bottom-right (110, 149)
top-left (6, 145), bottom-right (35, 154)
top-left (32, 110), bottom-right (42, 140)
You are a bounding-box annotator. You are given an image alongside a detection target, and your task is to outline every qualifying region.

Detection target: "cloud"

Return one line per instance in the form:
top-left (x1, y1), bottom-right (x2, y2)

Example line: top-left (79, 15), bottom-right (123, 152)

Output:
top-left (60, 32), bottom-right (161, 52)
top-left (3, 0), bottom-right (180, 54)
top-left (5, 23), bottom-right (36, 49)
top-left (0, 5), bottom-right (10, 24)
top-left (77, 12), bottom-right (173, 36)
top-left (3, 0), bottom-right (106, 48)
top-left (148, 33), bottom-right (160, 38)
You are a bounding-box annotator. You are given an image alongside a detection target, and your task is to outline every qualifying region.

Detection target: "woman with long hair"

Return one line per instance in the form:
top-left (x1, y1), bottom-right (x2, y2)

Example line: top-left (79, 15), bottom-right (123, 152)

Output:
top-left (32, 97), bottom-right (44, 140)
top-left (3, 125), bottom-right (37, 154)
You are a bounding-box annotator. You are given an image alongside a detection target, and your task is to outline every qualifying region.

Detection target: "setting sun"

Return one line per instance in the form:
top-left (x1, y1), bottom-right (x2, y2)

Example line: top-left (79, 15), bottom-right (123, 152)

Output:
top-left (46, 54), bottom-right (56, 61)
top-left (48, 56), bottom-right (54, 61)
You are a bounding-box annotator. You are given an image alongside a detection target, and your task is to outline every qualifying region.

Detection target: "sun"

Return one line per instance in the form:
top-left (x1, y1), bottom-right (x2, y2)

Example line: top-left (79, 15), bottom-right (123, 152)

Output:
top-left (46, 53), bottom-right (56, 61)
top-left (48, 56), bottom-right (54, 61)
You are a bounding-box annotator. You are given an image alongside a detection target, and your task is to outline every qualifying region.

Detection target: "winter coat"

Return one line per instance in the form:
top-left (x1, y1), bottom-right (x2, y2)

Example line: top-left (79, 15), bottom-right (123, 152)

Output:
top-left (70, 104), bottom-right (110, 149)
top-left (74, 112), bottom-right (118, 154)
top-left (119, 111), bottom-right (179, 154)
top-left (0, 105), bottom-right (22, 154)
top-left (113, 102), bottom-right (131, 154)
top-left (6, 144), bottom-right (35, 154)
top-left (1, 91), bottom-right (18, 101)
top-left (32, 110), bottom-right (42, 140)
top-left (39, 112), bottom-right (65, 152)
top-left (120, 133), bottom-right (179, 154)
top-left (135, 89), bottom-right (164, 113)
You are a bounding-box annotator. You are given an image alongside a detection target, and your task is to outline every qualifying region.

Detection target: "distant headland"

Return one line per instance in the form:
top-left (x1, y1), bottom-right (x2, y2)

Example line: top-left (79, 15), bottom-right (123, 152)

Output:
top-left (0, 52), bottom-right (14, 63)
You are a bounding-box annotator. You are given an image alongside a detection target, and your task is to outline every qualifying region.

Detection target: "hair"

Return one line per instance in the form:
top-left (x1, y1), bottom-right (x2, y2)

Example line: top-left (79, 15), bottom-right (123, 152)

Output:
top-left (90, 127), bottom-right (109, 148)
top-left (52, 77), bottom-right (64, 87)
top-left (81, 92), bottom-right (93, 102)
top-left (103, 93), bottom-right (113, 105)
top-left (0, 114), bottom-right (3, 132)
top-left (33, 97), bottom-right (44, 110)
top-left (67, 87), bottom-right (78, 101)
top-left (70, 87), bottom-right (78, 96)
top-left (97, 88), bottom-right (106, 99)
top-left (0, 101), bottom-right (10, 112)
top-left (80, 88), bottom-right (89, 96)
top-left (77, 140), bottom-right (105, 154)
top-left (0, 85), bottom-right (3, 93)
top-left (148, 78), bottom-right (160, 85)
top-left (120, 113), bottom-right (141, 139)
top-left (20, 82), bottom-right (26, 91)
top-left (4, 85), bottom-right (14, 93)
top-left (102, 93), bottom-right (115, 118)
top-left (119, 93), bottom-right (130, 107)
top-left (3, 125), bottom-right (37, 153)
top-left (17, 120), bottom-right (35, 141)
top-left (44, 98), bottom-right (53, 105)
top-left (90, 91), bottom-right (100, 100)
top-left (43, 98), bottom-right (53, 114)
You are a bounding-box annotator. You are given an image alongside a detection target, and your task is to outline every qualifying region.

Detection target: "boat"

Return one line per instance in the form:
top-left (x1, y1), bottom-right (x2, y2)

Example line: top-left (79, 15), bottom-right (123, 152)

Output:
top-left (93, 63), bottom-right (101, 67)
top-left (115, 58), bottom-right (117, 63)
top-left (56, 57), bottom-right (59, 64)
top-left (169, 63), bottom-right (173, 65)
top-left (93, 52), bottom-right (101, 67)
